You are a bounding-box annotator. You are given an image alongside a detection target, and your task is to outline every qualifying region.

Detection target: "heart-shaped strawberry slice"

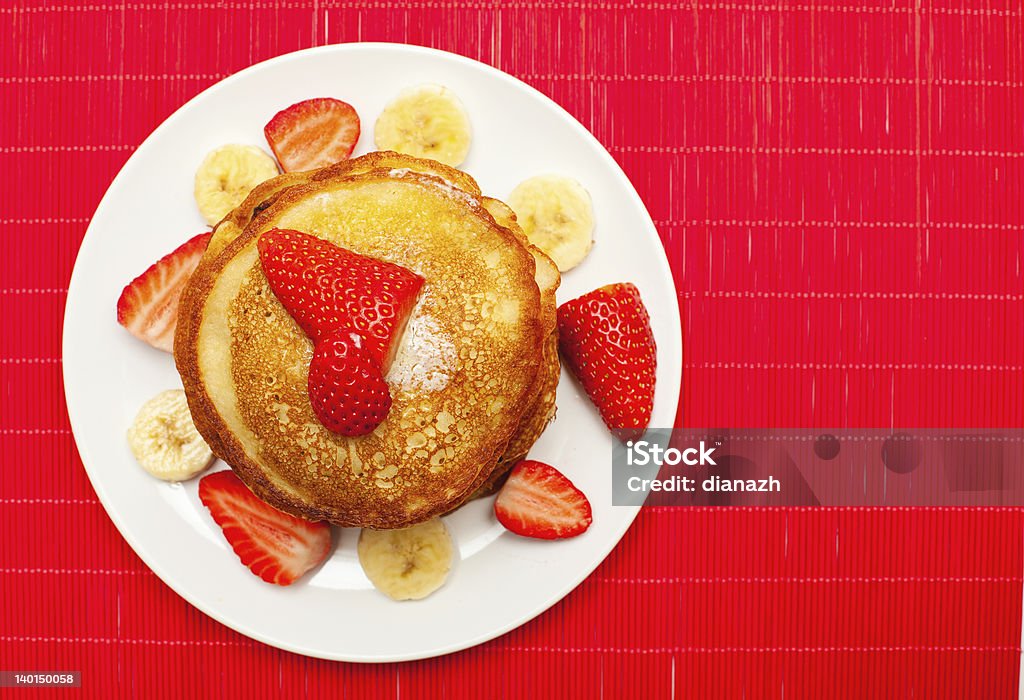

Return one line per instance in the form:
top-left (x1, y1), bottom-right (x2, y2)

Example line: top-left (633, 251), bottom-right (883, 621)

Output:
top-left (258, 229), bottom-right (423, 435)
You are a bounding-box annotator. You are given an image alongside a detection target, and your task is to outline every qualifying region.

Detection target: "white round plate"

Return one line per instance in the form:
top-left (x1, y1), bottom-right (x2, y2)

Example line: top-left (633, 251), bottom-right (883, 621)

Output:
top-left (63, 43), bottom-right (682, 662)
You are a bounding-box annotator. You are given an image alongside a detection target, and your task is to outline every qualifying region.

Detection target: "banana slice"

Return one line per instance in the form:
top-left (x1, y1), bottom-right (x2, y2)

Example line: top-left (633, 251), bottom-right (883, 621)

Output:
top-left (357, 518), bottom-right (454, 600)
top-left (507, 175), bottom-right (595, 272)
top-left (374, 84), bottom-right (472, 167)
top-left (127, 390), bottom-right (214, 481)
top-left (194, 145), bottom-right (279, 225)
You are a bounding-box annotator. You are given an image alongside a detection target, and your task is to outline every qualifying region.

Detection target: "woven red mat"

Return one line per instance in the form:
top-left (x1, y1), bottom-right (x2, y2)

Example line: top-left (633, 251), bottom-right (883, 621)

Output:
top-left (2, 2), bottom-right (1022, 697)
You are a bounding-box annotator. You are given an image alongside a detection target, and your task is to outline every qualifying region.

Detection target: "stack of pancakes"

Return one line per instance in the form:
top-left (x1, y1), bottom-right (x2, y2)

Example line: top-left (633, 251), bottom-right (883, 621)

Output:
top-left (175, 152), bottom-right (560, 529)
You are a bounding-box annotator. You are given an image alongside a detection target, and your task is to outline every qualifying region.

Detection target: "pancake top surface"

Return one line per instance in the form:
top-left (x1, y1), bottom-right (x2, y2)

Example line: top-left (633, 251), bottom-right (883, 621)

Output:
top-left (204, 151), bottom-right (481, 262)
top-left (180, 169), bottom-right (543, 527)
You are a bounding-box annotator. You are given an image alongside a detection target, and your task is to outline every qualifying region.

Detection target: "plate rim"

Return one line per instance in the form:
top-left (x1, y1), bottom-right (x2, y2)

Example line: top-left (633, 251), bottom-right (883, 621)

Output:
top-left (62, 42), bottom-right (682, 662)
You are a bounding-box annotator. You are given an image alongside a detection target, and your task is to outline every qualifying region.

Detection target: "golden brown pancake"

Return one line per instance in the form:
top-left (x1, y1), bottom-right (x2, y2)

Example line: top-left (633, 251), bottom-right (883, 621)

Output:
top-left (203, 151), bottom-right (482, 263)
top-left (191, 155), bottom-right (562, 488)
top-left (470, 328), bottom-right (560, 497)
top-left (176, 168), bottom-right (544, 527)
top-left (472, 197), bottom-right (560, 489)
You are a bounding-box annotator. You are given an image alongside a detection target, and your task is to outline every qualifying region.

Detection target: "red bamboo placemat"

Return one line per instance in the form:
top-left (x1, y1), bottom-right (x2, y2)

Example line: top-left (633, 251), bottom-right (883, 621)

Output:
top-left (2, 1), bottom-right (1023, 697)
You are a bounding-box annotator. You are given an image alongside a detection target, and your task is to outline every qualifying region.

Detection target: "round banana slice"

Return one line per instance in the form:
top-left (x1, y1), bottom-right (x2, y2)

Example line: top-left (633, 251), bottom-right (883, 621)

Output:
top-left (194, 145), bottom-right (279, 225)
top-left (127, 390), bottom-right (214, 481)
top-left (374, 84), bottom-right (472, 167)
top-left (507, 175), bottom-right (595, 272)
top-left (357, 518), bottom-right (454, 600)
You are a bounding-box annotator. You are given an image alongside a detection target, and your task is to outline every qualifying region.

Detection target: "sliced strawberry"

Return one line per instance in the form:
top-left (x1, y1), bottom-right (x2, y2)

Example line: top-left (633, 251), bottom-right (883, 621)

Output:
top-left (198, 470), bottom-right (331, 585)
top-left (264, 98), bottom-right (360, 172)
top-left (494, 460), bottom-right (592, 539)
top-left (116, 232), bottom-right (211, 352)
top-left (308, 331), bottom-right (392, 436)
top-left (257, 228), bottom-right (423, 370)
top-left (557, 283), bottom-right (657, 442)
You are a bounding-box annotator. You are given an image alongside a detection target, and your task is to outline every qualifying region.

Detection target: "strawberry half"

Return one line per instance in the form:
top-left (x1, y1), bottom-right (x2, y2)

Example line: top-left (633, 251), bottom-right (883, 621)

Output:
top-left (257, 228), bottom-right (423, 370)
top-left (116, 232), bottom-right (211, 352)
top-left (494, 460), bottom-right (593, 540)
top-left (264, 98), bottom-right (361, 172)
top-left (198, 470), bottom-right (331, 585)
top-left (557, 283), bottom-right (657, 442)
top-left (308, 331), bottom-right (393, 436)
